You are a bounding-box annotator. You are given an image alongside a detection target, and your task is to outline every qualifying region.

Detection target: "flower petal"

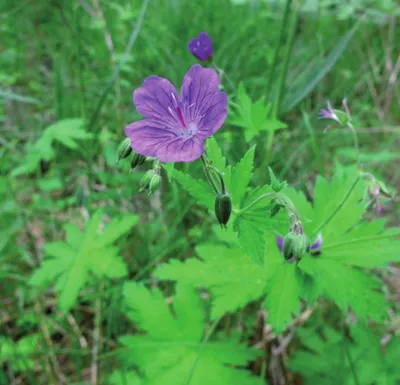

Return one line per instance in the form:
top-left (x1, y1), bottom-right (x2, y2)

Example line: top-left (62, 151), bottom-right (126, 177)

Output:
top-left (125, 120), bottom-right (204, 163)
top-left (276, 236), bottom-right (284, 252)
top-left (133, 76), bottom-right (180, 126)
top-left (180, 64), bottom-right (228, 139)
top-left (311, 233), bottom-right (323, 250)
top-left (188, 32), bottom-right (213, 61)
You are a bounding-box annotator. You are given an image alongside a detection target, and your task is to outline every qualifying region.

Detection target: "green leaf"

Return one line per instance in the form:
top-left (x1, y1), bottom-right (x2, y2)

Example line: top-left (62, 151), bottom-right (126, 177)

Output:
top-left (264, 235), bottom-right (303, 332)
top-left (206, 136), bottom-right (227, 173)
top-left (11, 118), bottom-right (92, 177)
top-left (30, 210), bottom-right (137, 312)
top-left (290, 324), bottom-right (400, 385)
top-left (229, 145), bottom-right (256, 206)
top-left (230, 83), bottom-right (287, 141)
top-left (299, 257), bottom-right (388, 322)
top-left (162, 163), bottom-right (175, 182)
top-left (310, 167), bottom-right (365, 241)
top-left (0, 334), bottom-right (39, 371)
top-left (322, 220), bottom-right (400, 267)
top-left (108, 370), bottom-right (142, 385)
top-left (234, 185), bottom-right (287, 264)
top-left (173, 170), bottom-right (215, 212)
top-left (281, 22), bottom-right (360, 112)
top-left (155, 243), bottom-right (266, 319)
top-left (120, 282), bottom-right (261, 385)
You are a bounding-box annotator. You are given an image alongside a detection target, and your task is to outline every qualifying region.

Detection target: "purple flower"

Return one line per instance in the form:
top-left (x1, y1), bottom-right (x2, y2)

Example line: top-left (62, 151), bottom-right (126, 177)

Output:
top-left (276, 233), bottom-right (322, 253)
top-left (370, 183), bottom-right (382, 216)
top-left (125, 64), bottom-right (228, 163)
top-left (188, 32), bottom-right (213, 61)
top-left (318, 101), bottom-right (340, 122)
top-left (319, 99), bottom-right (351, 127)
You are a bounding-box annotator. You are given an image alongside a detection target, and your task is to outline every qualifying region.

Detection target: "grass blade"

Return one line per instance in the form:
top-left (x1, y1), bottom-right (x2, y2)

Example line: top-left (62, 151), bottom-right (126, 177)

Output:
top-left (281, 22), bottom-right (360, 113)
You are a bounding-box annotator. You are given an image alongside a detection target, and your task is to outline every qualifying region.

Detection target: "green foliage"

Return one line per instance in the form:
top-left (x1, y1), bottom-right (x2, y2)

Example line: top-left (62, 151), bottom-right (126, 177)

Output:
top-left (230, 83), bottom-right (287, 141)
top-left (108, 370), bottom-right (142, 385)
top-left (120, 282), bottom-right (261, 385)
top-left (30, 210), bottom-right (138, 312)
top-left (0, 334), bottom-right (39, 372)
top-left (11, 119), bottom-right (92, 177)
top-left (290, 323), bottom-right (400, 384)
top-left (155, 243), bottom-right (266, 319)
top-left (161, 167), bottom-right (399, 332)
top-left (234, 185), bottom-right (287, 264)
top-left (281, 23), bottom-right (360, 112)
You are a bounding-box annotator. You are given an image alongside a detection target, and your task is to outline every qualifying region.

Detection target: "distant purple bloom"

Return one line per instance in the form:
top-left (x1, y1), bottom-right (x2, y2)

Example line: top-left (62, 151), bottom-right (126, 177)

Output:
top-left (188, 32), bottom-right (213, 61)
top-left (342, 98), bottom-right (351, 116)
top-left (276, 234), bottom-right (322, 253)
top-left (318, 101), bottom-right (340, 122)
top-left (311, 233), bottom-right (323, 250)
top-left (370, 183), bottom-right (382, 216)
top-left (125, 64), bottom-right (228, 163)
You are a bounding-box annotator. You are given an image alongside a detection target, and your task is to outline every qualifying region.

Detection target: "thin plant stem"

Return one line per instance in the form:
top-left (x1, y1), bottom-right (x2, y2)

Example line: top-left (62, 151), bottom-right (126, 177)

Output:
top-left (312, 176), bottom-right (361, 237)
top-left (266, 0), bottom-right (293, 98)
top-left (265, 0), bottom-right (301, 166)
top-left (235, 192), bottom-right (275, 215)
top-left (201, 155), bottom-right (219, 194)
top-left (347, 122), bottom-right (360, 168)
top-left (185, 318), bottom-right (221, 385)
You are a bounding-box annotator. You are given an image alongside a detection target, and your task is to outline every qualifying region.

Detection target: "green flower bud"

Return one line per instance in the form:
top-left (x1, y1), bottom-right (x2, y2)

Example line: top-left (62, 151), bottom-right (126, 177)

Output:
top-left (116, 138), bottom-right (132, 163)
top-left (148, 174), bottom-right (161, 196)
top-left (131, 153), bottom-right (146, 169)
top-left (283, 232), bottom-right (310, 262)
top-left (140, 170), bottom-right (155, 191)
top-left (268, 167), bottom-right (287, 192)
top-left (215, 193), bottom-right (232, 227)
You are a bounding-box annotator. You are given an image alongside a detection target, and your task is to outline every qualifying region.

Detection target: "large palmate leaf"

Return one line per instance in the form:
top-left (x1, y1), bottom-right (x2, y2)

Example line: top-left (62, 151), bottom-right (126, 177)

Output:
top-left (11, 118), bottom-right (92, 177)
top-left (155, 243), bottom-right (266, 319)
top-left (167, 164), bottom-right (399, 333)
top-left (290, 323), bottom-right (400, 385)
top-left (120, 282), bottom-right (261, 385)
top-left (230, 83), bottom-right (287, 141)
top-left (30, 210), bottom-right (138, 312)
top-left (234, 185), bottom-right (288, 265)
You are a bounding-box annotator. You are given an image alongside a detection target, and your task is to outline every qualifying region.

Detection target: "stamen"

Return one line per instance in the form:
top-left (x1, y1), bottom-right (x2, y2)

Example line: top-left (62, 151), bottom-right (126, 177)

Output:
top-left (176, 106), bottom-right (186, 128)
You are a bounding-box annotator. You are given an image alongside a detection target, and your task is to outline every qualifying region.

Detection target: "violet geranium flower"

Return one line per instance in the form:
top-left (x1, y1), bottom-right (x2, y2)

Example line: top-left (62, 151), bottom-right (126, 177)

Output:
top-left (319, 99), bottom-right (351, 126)
top-left (276, 233), bottom-right (323, 254)
top-left (188, 32), bottom-right (213, 61)
top-left (125, 64), bottom-right (228, 162)
top-left (318, 101), bottom-right (340, 122)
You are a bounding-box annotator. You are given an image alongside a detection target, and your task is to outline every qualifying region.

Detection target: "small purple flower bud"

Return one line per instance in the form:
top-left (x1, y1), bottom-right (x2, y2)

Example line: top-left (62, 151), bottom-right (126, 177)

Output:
top-left (276, 236), bottom-right (284, 252)
top-left (371, 183), bottom-right (382, 216)
top-left (319, 100), bottom-right (351, 126)
top-left (319, 101), bottom-right (340, 122)
top-left (215, 193), bottom-right (232, 228)
top-left (342, 98), bottom-right (351, 116)
top-left (311, 233), bottom-right (323, 250)
top-left (188, 32), bottom-right (213, 62)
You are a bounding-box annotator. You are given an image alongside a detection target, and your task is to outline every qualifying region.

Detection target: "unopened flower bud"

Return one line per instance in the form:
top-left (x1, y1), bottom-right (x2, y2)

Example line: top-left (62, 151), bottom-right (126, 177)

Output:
top-left (215, 193), bottom-right (232, 227)
top-left (268, 167), bottom-right (287, 192)
top-left (131, 153), bottom-right (146, 169)
top-left (283, 232), bottom-right (310, 262)
top-left (140, 170), bottom-right (155, 191)
top-left (148, 174), bottom-right (161, 196)
top-left (116, 138), bottom-right (132, 163)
